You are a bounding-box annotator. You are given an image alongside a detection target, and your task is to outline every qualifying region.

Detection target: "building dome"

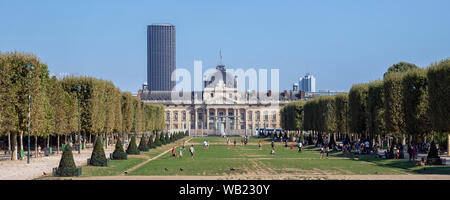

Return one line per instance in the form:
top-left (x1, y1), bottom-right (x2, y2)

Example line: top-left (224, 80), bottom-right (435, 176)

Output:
top-left (204, 65), bottom-right (236, 88)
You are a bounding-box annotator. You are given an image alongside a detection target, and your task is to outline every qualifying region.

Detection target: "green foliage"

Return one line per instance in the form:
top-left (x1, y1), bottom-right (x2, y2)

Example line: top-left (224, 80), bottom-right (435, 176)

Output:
top-left (138, 134), bottom-right (149, 152)
top-left (367, 80), bottom-right (385, 138)
top-left (90, 136), bottom-right (108, 166)
top-left (402, 68), bottom-right (431, 140)
top-left (280, 101), bottom-right (305, 131)
top-left (384, 62), bottom-right (418, 77)
top-left (334, 94), bottom-right (349, 134)
top-left (383, 72), bottom-right (405, 135)
top-left (112, 139), bottom-right (127, 160)
top-left (56, 144), bottom-right (78, 176)
top-left (427, 59), bottom-right (450, 132)
top-left (349, 83), bottom-right (369, 136)
top-left (126, 135), bottom-right (140, 155)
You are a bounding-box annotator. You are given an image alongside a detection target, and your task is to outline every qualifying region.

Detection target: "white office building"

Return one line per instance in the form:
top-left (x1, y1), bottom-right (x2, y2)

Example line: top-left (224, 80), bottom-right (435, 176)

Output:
top-left (299, 73), bottom-right (316, 93)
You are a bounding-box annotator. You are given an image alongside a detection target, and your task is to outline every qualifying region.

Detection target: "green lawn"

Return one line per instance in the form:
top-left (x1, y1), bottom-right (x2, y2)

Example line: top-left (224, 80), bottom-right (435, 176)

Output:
top-left (38, 137), bottom-right (450, 179)
top-left (127, 143), bottom-right (450, 176)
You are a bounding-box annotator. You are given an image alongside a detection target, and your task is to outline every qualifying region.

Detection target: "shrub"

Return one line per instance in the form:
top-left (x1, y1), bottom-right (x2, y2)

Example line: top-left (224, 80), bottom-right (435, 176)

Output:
top-left (55, 144), bottom-right (78, 176)
top-left (426, 141), bottom-right (442, 165)
top-left (126, 136), bottom-right (140, 155)
top-left (90, 136), bottom-right (108, 166)
top-left (112, 139), bottom-right (127, 160)
top-left (138, 135), bottom-right (149, 152)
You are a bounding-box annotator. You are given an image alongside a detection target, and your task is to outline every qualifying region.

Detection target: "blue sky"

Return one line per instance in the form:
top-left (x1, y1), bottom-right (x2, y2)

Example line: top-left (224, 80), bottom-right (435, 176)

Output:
top-left (1, 0), bottom-right (449, 93)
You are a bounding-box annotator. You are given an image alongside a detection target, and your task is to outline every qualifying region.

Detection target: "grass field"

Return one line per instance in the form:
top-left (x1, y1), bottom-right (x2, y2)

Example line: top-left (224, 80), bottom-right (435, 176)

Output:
top-left (39, 136), bottom-right (450, 179)
top-left (128, 140), bottom-right (450, 177)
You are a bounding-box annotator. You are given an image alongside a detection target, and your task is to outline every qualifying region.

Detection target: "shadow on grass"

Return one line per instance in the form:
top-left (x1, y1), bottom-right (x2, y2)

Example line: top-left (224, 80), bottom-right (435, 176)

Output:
top-left (349, 154), bottom-right (450, 175)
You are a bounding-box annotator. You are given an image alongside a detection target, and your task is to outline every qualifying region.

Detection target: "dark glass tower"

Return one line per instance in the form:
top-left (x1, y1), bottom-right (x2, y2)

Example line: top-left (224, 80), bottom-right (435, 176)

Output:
top-left (147, 24), bottom-right (176, 91)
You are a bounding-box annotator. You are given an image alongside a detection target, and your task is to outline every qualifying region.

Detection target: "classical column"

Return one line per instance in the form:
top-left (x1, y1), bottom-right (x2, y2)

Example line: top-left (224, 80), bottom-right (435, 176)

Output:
top-left (205, 108), bottom-right (209, 130)
top-left (194, 108), bottom-right (198, 133)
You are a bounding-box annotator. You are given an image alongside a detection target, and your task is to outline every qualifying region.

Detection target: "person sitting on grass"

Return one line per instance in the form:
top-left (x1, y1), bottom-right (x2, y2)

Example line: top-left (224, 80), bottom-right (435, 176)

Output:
top-left (233, 139), bottom-right (236, 147)
top-left (271, 147), bottom-right (275, 155)
top-left (416, 157), bottom-right (426, 166)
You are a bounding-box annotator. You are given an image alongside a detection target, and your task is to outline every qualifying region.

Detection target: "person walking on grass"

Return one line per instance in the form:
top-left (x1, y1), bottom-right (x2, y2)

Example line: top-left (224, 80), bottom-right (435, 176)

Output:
top-left (298, 141), bottom-right (302, 152)
top-left (258, 140), bottom-right (263, 151)
top-left (326, 144), bottom-right (329, 159)
top-left (233, 139), bottom-right (236, 147)
top-left (271, 140), bottom-right (274, 149)
top-left (172, 146), bottom-right (176, 158)
top-left (320, 146), bottom-right (325, 159)
top-left (179, 147), bottom-right (183, 159)
top-left (189, 145), bottom-right (194, 158)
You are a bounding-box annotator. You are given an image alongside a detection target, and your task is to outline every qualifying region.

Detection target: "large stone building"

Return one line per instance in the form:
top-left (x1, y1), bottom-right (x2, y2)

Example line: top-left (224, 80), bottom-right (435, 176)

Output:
top-left (141, 65), bottom-right (304, 136)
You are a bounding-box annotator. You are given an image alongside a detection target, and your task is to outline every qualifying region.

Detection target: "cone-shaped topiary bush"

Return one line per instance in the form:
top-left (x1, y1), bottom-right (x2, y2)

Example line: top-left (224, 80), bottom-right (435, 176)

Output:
top-left (112, 139), bottom-right (127, 160)
top-left (427, 141), bottom-right (442, 165)
top-left (90, 136), bottom-right (108, 166)
top-left (126, 136), bottom-right (140, 155)
top-left (56, 144), bottom-right (78, 176)
top-left (138, 135), bottom-right (149, 152)
top-left (154, 134), bottom-right (161, 147)
top-left (159, 134), bottom-right (166, 145)
top-left (147, 135), bottom-right (154, 149)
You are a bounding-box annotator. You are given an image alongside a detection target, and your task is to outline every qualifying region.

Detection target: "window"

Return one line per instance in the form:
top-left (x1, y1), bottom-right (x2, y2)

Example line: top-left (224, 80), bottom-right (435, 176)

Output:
top-left (182, 112), bottom-right (186, 121)
top-left (174, 112), bottom-right (178, 121)
top-left (229, 93), bottom-right (232, 98)
top-left (210, 93), bottom-right (214, 97)
top-left (209, 112), bottom-right (214, 120)
top-left (248, 111), bottom-right (252, 120)
top-left (166, 112), bottom-right (170, 121)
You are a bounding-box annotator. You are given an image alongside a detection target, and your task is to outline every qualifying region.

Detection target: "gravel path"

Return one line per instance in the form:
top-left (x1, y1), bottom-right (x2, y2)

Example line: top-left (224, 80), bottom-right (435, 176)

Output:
top-left (0, 147), bottom-right (114, 180)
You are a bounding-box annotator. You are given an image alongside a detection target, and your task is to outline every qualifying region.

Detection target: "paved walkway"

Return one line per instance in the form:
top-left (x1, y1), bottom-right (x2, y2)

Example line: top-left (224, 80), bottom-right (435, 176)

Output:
top-left (0, 146), bottom-right (114, 180)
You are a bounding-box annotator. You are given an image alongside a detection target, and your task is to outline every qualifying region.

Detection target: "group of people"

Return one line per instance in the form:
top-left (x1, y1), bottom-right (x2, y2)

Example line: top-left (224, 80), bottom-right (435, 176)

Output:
top-left (171, 141), bottom-right (195, 159)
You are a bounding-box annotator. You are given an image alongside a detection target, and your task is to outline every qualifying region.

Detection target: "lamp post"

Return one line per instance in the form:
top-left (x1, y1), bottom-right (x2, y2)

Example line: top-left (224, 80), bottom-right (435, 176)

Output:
top-left (76, 85), bottom-right (81, 154)
top-left (26, 63), bottom-right (34, 164)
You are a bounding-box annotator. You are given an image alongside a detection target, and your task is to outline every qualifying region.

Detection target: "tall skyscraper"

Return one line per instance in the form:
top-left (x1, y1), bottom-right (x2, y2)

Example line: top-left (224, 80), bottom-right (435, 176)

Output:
top-left (299, 73), bottom-right (316, 93)
top-left (147, 24), bottom-right (176, 91)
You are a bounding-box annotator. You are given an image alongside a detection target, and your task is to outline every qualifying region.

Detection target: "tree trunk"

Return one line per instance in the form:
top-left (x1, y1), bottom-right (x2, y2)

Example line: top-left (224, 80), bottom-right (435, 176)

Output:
top-left (34, 136), bottom-right (38, 158)
top-left (83, 132), bottom-right (87, 149)
top-left (47, 136), bottom-right (50, 148)
top-left (447, 133), bottom-right (449, 156)
top-left (19, 131), bottom-right (23, 153)
top-left (7, 132), bottom-right (11, 152)
top-left (11, 132), bottom-right (17, 160)
top-left (57, 135), bottom-right (60, 154)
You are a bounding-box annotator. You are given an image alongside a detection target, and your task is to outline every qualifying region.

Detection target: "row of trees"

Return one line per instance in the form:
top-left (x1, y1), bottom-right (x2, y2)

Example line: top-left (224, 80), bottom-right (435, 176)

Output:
top-left (281, 60), bottom-right (449, 155)
top-left (0, 52), bottom-right (166, 160)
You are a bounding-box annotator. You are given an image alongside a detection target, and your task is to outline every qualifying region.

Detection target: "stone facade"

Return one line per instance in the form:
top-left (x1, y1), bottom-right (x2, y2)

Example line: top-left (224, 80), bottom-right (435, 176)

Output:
top-left (141, 65), bottom-right (304, 136)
